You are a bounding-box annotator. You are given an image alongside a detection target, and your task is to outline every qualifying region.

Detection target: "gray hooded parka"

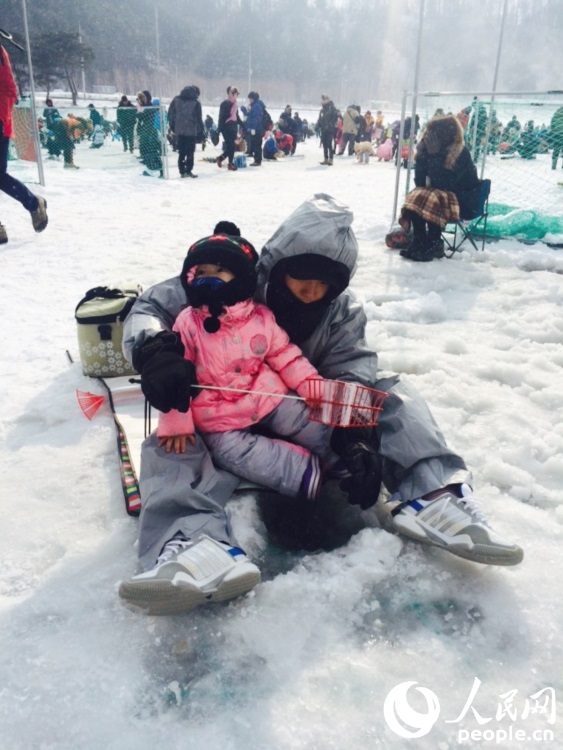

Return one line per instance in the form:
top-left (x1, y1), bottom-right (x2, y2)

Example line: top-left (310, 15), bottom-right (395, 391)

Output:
top-left (123, 194), bottom-right (469, 570)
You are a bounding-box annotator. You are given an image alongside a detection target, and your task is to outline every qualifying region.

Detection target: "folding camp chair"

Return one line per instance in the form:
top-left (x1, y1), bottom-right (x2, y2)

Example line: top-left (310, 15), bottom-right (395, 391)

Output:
top-left (442, 178), bottom-right (491, 257)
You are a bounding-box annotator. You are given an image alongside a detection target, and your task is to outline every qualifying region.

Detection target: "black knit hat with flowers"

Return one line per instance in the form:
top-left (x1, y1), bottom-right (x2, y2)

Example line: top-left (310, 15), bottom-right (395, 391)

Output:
top-left (180, 234), bottom-right (259, 333)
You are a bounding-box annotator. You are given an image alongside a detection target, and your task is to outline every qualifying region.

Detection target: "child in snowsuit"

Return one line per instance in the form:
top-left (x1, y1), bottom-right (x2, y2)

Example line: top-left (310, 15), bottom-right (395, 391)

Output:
top-left (156, 233), bottom-right (339, 500)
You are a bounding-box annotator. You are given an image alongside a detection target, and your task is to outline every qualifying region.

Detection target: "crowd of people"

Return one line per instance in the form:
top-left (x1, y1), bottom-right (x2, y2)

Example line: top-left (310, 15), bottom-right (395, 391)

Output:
top-left (33, 81), bottom-right (563, 182)
top-left (38, 90), bottom-right (166, 175)
top-left (454, 98), bottom-right (563, 163)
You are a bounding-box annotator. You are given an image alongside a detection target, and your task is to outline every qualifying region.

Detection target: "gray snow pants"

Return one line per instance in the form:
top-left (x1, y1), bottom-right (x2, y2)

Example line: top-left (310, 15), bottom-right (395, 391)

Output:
top-left (202, 398), bottom-right (334, 497)
top-left (136, 373), bottom-right (470, 571)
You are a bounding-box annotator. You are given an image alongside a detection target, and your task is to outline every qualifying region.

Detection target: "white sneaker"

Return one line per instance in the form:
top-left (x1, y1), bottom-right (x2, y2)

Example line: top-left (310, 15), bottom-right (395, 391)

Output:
top-left (388, 483), bottom-right (524, 566)
top-left (118, 535), bottom-right (261, 615)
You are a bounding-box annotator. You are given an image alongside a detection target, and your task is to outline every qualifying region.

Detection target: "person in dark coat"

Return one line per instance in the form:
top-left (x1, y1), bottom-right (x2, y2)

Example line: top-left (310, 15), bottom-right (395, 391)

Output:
top-left (116, 95), bottom-right (136, 153)
top-left (87, 103), bottom-right (102, 127)
top-left (293, 111), bottom-right (304, 142)
top-left (399, 114), bottom-right (481, 262)
top-left (550, 105), bottom-right (563, 169)
top-left (316, 94), bottom-right (338, 165)
top-left (244, 91), bottom-right (266, 166)
top-left (354, 107), bottom-right (368, 142)
top-left (217, 85), bottom-right (242, 171)
top-left (168, 85), bottom-right (204, 178)
top-left (278, 104), bottom-right (298, 154)
top-left (43, 98), bottom-right (61, 130)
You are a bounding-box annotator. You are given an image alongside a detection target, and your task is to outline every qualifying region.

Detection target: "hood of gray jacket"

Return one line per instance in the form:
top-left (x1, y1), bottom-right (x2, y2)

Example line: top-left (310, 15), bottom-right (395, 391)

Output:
top-left (256, 193), bottom-right (358, 290)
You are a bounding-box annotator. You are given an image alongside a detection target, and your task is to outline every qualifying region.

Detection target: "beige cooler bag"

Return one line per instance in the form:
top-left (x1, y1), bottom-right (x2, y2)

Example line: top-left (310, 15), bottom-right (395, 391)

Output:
top-left (75, 286), bottom-right (140, 377)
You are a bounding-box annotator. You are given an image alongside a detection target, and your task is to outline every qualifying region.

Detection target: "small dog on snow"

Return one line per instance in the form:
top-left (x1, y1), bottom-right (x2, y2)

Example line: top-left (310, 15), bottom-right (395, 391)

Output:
top-left (354, 141), bottom-right (376, 164)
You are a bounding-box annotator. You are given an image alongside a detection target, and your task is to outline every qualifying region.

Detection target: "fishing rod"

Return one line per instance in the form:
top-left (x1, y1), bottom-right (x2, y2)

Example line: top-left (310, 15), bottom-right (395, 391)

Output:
top-left (0, 28), bottom-right (25, 52)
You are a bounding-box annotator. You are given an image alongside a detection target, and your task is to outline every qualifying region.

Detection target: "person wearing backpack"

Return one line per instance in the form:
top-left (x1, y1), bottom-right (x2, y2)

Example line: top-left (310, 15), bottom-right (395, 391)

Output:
top-left (244, 91), bottom-right (266, 167)
top-left (168, 85), bottom-right (204, 178)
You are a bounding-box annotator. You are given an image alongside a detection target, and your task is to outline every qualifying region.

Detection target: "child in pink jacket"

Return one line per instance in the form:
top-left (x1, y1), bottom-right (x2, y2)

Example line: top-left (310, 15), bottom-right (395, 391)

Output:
top-left (157, 233), bottom-right (338, 500)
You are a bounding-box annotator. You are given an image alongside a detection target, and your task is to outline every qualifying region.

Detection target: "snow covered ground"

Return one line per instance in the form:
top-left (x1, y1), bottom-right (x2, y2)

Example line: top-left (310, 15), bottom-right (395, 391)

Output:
top-left (1, 134), bottom-right (562, 750)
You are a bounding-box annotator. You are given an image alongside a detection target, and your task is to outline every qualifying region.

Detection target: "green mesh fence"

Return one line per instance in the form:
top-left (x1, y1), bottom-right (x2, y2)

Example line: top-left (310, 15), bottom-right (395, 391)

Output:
top-left (12, 100), bottom-right (170, 177)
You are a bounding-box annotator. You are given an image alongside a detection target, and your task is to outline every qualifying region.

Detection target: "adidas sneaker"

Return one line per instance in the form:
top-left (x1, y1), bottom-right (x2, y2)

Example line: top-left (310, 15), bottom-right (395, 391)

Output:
top-left (388, 483), bottom-right (523, 566)
top-left (118, 534), bottom-right (261, 615)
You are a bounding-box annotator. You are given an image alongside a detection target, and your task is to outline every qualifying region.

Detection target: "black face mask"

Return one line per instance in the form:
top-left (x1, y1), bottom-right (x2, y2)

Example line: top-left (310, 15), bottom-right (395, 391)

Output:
top-left (188, 277), bottom-right (226, 333)
top-left (266, 280), bottom-right (332, 345)
top-left (188, 275), bottom-right (256, 333)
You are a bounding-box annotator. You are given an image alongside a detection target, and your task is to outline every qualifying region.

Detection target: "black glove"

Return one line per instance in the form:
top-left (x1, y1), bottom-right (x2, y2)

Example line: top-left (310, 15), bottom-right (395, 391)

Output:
top-left (331, 427), bottom-right (382, 510)
top-left (133, 331), bottom-right (184, 373)
top-left (137, 332), bottom-right (197, 413)
top-left (141, 352), bottom-right (197, 413)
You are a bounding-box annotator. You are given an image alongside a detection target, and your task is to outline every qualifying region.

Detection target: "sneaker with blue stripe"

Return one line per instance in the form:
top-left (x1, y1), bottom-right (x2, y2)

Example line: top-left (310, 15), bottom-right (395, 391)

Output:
top-left (119, 534), bottom-right (261, 615)
top-left (388, 483), bottom-right (523, 566)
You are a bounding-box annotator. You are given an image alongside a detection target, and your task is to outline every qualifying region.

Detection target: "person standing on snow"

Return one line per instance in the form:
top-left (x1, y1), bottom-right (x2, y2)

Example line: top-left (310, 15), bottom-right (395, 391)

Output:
top-left (168, 84), bottom-right (204, 178)
top-left (317, 94), bottom-right (338, 165)
top-left (217, 85), bottom-right (242, 171)
top-left (550, 105), bottom-right (563, 169)
top-left (136, 90), bottom-right (163, 177)
top-left (278, 104), bottom-right (298, 154)
top-left (243, 91), bottom-right (265, 167)
top-left (116, 95), bottom-right (136, 154)
top-left (0, 43), bottom-right (48, 244)
top-left (118, 196), bottom-right (523, 616)
top-left (43, 97), bottom-right (61, 130)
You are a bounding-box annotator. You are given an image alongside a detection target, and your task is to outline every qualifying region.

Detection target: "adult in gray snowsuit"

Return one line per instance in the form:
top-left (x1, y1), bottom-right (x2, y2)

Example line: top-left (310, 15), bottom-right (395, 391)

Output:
top-left (168, 85), bottom-right (204, 178)
top-left (118, 195), bottom-right (523, 616)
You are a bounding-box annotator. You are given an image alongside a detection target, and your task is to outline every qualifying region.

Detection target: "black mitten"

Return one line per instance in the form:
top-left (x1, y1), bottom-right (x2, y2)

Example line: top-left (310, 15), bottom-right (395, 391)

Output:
top-left (134, 331), bottom-right (184, 372)
top-left (137, 332), bottom-right (197, 413)
top-left (331, 427), bottom-right (382, 510)
top-left (141, 352), bottom-right (197, 413)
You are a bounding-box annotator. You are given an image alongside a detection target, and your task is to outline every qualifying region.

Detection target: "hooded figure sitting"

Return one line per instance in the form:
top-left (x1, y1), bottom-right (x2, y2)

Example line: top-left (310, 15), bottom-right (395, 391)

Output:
top-left (398, 114), bottom-right (481, 262)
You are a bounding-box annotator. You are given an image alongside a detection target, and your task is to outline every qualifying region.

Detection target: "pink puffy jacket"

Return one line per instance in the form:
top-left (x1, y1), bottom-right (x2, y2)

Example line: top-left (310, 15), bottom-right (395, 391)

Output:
top-left (158, 299), bottom-right (320, 437)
